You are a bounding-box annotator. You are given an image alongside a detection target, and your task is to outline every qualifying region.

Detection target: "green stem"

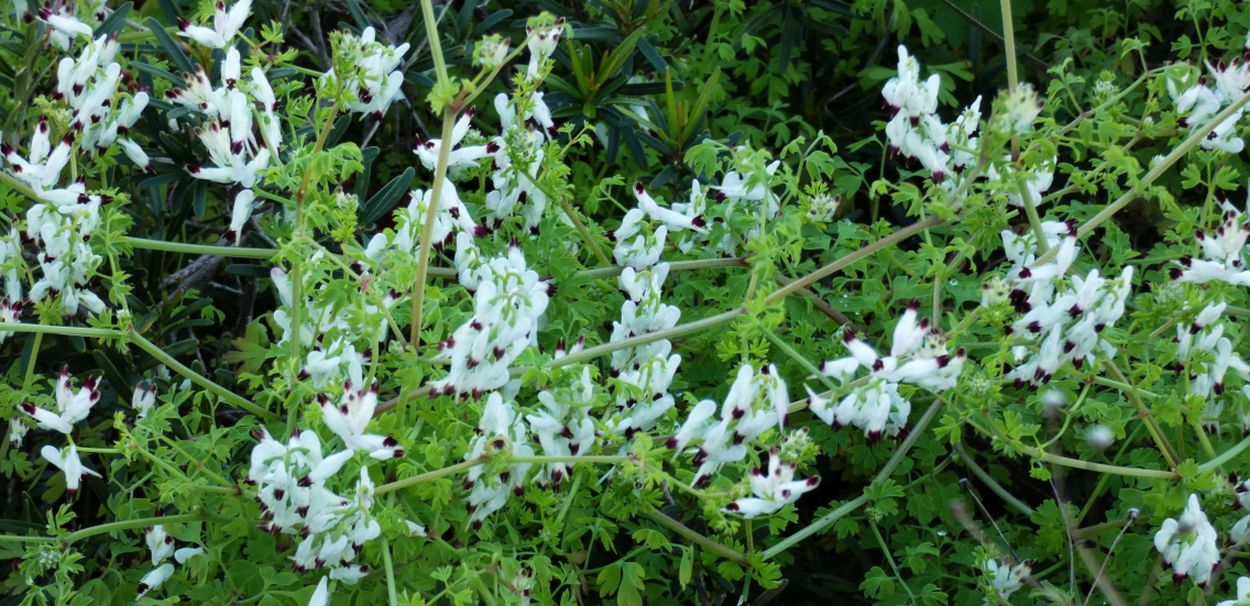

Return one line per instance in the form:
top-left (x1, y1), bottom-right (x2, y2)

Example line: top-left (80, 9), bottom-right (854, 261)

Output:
top-left (0, 511), bottom-right (209, 544)
top-left (1034, 88), bottom-right (1250, 264)
top-left (868, 518), bottom-right (918, 605)
top-left (763, 396), bottom-right (946, 559)
top-left (409, 111), bottom-right (457, 348)
top-left (1104, 360), bottom-right (1177, 469)
top-left (764, 216), bottom-right (943, 305)
top-left (1016, 444), bottom-right (1175, 479)
top-left (0, 323), bottom-right (123, 338)
top-left (375, 458), bottom-right (483, 496)
top-left (129, 328), bottom-right (276, 421)
top-left (123, 236), bottom-right (275, 259)
top-left (645, 508), bottom-right (748, 565)
top-left (383, 536), bottom-right (400, 606)
top-left (553, 219), bottom-right (941, 371)
top-left (575, 257), bottom-right (747, 281)
top-left (1199, 433), bottom-right (1250, 474)
top-left (419, 0), bottom-right (450, 87)
top-left (954, 442), bottom-right (1035, 516)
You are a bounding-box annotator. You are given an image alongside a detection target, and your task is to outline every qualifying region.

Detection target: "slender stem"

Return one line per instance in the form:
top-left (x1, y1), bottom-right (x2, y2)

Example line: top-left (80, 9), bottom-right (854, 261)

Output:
top-left (124, 236), bottom-right (275, 259)
top-left (510, 455), bottom-right (631, 465)
top-left (419, 0), bottom-right (450, 87)
top-left (0, 323), bottom-right (123, 338)
top-left (1016, 444), bottom-right (1175, 479)
top-left (516, 168), bottom-right (612, 266)
top-left (765, 217), bottom-right (943, 305)
top-left (1019, 177), bottom-right (1049, 255)
top-left (375, 458), bottom-right (483, 496)
top-left (410, 111), bottom-right (457, 347)
top-left (0, 511), bottom-right (210, 544)
top-left (1199, 432), bottom-right (1250, 473)
top-left (553, 219), bottom-right (940, 372)
top-left (383, 536), bottom-right (400, 606)
top-left (645, 508), bottom-right (748, 565)
top-left (954, 442), bottom-right (1035, 516)
top-left (1000, 0), bottom-right (1020, 160)
top-left (574, 256), bottom-right (747, 280)
top-left (763, 396), bottom-right (946, 559)
top-left (1104, 360), bottom-right (1177, 469)
top-left (129, 328), bottom-right (276, 421)
top-left (868, 518), bottom-right (918, 605)
top-left (1034, 88), bottom-right (1250, 265)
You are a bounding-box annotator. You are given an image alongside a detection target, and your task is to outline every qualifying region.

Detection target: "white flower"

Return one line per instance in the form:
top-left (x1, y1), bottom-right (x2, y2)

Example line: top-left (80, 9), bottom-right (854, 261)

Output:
top-left (528, 367), bottom-right (597, 488)
top-left (984, 559), bottom-right (1030, 600)
top-left (2, 122), bottom-right (72, 192)
top-left (612, 209), bottom-right (667, 269)
top-left (176, 0), bottom-right (251, 49)
top-left (1231, 515), bottom-right (1250, 544)
top-left (7, 416), bottom-right (29, 447)
top-left (132, 381), bottom-right (158, 419)
top-left (464, 393), bottom-right (535, 527)
top-left (672, 364), bottom-right (790, 484)
top-left (430, 243), bottom-right (550, 398)
top-left (308, 577), bottom-right (330, 606)
top-left (723, 448), bottom-right (819, 518)
top-left (1174, 201), bottom-right (1250, 285)
top-left (1154, 494), bottom-right (1220, 586)
top-left (414, 109), bottom-right (494, 178)
top-left (146, 525), bottom-right (175, 565)
top-left (40, 444), bottom-right (101, 497)
top-left (37, 6), bottom-right (93, 50)
top-left (632, 181), bottom-right (705, 233)
top-left (136, 563), bottom-right (176, 598)
top-left (318, 383), bottom-right (402, 460)
top-left (21, 367), bottom-right (101, 434)
top-left (321, 26), bottom-right (409, 119)
top-left (809, 303), bottom-right (965, 440)
top-left (524, 16), bottom-right (565, 78)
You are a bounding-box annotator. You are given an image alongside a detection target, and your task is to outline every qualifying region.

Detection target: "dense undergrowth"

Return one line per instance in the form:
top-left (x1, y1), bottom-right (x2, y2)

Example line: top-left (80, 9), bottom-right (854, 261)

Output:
top-left (5, 0), bottom-right (1250, 605)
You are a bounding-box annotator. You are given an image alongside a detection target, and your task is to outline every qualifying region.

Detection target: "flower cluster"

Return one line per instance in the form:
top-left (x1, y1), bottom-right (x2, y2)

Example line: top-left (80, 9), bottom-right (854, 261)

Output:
top-left (322, 26), bottom-right (409, 119)
top-left (55, 35), bottom-right (151, 168)
top-left (463, 393), bottom-right (535, 528)
top-left (528, 367), bottom-right (596, 489)
top-left (246, 428), bottom-right (379, 583)
top-left (14, 367), bottom-right (102, 495)
top-left (270, 258), bottom-right (398, 387)
top-left (808, 303), bottom-right (964, 440)
top-left (431, 242), bottom-right (551, 398)
top-left (317, 382), bottom-right (402, 460)
top-left (604, 262), bottom-right (680, 437)
top-left (671, 364), bottom-right (790, 484)
top-left (1174, 301), bottom-right (1250, 431)
top-left (176, 0), bottom-right (250, 49)
top-left (882, 45), bottom-right (984, 187)
top-left (1173, 201), bottom-right (1250, 286)
top-left (663, 154), bottom-right (781, 257)
top-left (35, 4), bottom-right (105, 51)
top-left (1168, 57), bottom-right (1250, 153)
top-left (137, 524), bottom-right (203, 599)
top-left (1154, 494), bottom-right (1220, 586)
top-left (997, 222), bottom-right (1133, 385)
top-left (723, 448), bottom-right (819, 518)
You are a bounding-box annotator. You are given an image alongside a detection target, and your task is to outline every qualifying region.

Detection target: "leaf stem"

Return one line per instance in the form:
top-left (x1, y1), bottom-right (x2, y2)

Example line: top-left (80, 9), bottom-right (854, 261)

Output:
top-left (409, 111), bottom-right (456, 348)
top-left (129, 328), bottom-right (276, 421)
top-left (646, 508), bottom-right (748, 565)
top-left (124, 236), bottom-right (275, 259)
